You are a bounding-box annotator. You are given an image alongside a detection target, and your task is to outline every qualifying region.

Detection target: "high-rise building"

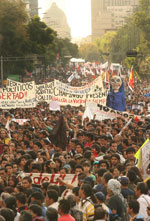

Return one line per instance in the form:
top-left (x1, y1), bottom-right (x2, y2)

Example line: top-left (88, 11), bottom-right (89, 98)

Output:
top-left (43, 2), bottom-right (71, 39)
top-left (91, 0), bottom-right (139, 40)
top-left (24, 0), bottom-right (38, 17)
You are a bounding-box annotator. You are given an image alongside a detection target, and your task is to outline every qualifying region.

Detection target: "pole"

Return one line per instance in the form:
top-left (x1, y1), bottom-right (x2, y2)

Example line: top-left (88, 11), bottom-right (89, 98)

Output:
top-left (1, 56), bottom-right (3, 86)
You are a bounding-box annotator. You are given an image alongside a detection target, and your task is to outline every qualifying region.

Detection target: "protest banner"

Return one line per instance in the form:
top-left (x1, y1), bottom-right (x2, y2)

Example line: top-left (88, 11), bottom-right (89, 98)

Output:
top-left (21, 173), bottom-right (77, 186)
top-left (54, 76), bottom-right (103, 95)
top-left (136, 139), bottom-right (150, 180)
top-left (11, 119), bottom-right (29, 125)
top-left (1, 80), bottom-right (36, 109)
top-left (83, 101), bottom-right (137, 121)
top-left (35, 81), bottom-right (54, 103)
top-left (49, 101), bottom-right (60, 111)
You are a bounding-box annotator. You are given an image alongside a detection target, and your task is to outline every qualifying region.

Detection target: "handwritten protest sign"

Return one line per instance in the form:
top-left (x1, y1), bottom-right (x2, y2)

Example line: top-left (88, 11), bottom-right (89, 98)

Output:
top-left (21, 173), bottom-right (77, 186)
top-left (35, 82), bottom-right (54, 103)
top-left (84, 102), bottom-right (137, 121)
top-left (0, 80), bottom-right (36, 109)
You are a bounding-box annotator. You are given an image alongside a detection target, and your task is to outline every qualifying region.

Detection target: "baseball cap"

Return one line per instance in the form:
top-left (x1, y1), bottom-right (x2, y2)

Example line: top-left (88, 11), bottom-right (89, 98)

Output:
top-left (82, 177), bottom-right (94, 187)
top-left (95, 192), bottom-right (105, 202)
top-left (119, 176), bottom-right (129, 185)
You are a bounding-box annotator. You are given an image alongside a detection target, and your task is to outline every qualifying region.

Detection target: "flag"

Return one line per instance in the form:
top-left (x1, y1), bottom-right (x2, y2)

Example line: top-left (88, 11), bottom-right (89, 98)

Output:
top-left (134, 139), bottom-right (149, 160)
top-left (128, 68), bottom-right (133, 91)
top-left (50, 115), bottom-right (68, 150)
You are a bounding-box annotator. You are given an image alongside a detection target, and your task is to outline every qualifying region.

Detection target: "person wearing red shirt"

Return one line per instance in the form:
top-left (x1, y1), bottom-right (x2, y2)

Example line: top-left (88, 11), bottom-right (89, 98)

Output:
top-left (58, 199), bottom-right (75, 221)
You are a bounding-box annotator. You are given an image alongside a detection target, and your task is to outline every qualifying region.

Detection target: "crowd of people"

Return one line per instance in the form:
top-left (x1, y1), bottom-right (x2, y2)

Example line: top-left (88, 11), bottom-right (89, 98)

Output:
top-left (0, 68), bottom-right (150, 221)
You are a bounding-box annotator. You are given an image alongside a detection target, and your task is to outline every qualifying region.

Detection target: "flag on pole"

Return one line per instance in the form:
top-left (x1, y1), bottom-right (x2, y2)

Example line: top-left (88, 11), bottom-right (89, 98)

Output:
top-left (128, 68), bottom-right (133, 91)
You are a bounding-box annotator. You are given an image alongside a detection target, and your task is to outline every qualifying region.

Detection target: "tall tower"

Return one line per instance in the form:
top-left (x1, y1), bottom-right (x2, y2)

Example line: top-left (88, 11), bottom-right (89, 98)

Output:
top-left (91, 0), bottom-right (139, 40)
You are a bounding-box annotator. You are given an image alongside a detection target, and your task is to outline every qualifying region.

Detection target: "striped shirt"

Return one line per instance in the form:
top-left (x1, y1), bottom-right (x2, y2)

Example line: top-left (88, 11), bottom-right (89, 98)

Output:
top-left (78, 197), bottom-right (95, 221)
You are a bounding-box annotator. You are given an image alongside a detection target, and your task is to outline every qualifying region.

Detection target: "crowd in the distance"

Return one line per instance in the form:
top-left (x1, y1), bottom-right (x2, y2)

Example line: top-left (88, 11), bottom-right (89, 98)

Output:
top-left (0, 73), bottom-right (150, 221)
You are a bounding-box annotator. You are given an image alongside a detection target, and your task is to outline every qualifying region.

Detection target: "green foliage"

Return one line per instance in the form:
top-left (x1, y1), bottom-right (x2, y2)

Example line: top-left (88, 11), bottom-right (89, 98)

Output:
top-left (79, 43), bottom-right (99, 62)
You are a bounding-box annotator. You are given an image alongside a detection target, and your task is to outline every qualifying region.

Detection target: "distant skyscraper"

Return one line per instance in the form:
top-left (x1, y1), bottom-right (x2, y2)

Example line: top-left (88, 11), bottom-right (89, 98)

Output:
top-left (91, 0), bottom-right (139, 40)
top-left (24, 0), bottom-right (38, 17)
top-left (43, 2), bottom-right (71, 39)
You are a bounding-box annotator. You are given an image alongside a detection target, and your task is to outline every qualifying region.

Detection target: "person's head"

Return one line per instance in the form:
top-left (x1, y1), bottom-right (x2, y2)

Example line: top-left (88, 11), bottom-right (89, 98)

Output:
top-left (128, 200), bottom-right (140, 217)
top-left (82, 161), bottom-right (91, 173)
top-left (97, 168), bottom-right (107, 184)
top-left (30, 192), bottom-right (44, 205)
top-left (79, 183), bottom-right (92, 199)
top-left (111, 154), bottom-right (120, 166)
top-left (58, 199), bottom-right (70, 216)
top-left (110, 141), bottom-right (118, 151)
top-left (45, 190), bottom-right (58, 207)
top-left (102, 172), bottom-right (113, 186)
top-left (126, 147), bottom-right (136, 160)
top-left (75, 165), bottom-right (83, 175)
top-left (22, 176), bottom-right (32, 189)
top-left (95, 191), bottom-right (105, 204)
top-left (0, 208), bottom-right (15, 221)
top-left (16, 193), bottom-right (26, 207)
top-left (19, 211), bottom-right (32, 221)
top-left (67, 194), bottom-right (76, 208)
top-left (28, 204), bottom-right (42, 218)
top-left (5, 164), bottom-right (13, 176)
top-left (94, 206), bottom-right (106, 220)
top-left (107, 179), bottom-right (121, 196)
top-left (136, 182), bottom-right (148, 198)
top-left (99, 160), bottom-right (109, 170)
top-left (4, 196), bottom-right (17, 213)
top-left (46, 207), bottom-right (58, 221)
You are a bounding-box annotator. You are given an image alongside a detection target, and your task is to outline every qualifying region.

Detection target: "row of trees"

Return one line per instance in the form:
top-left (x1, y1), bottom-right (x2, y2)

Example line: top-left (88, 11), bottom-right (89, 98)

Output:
top-left (0, 0), bottom-right (78, 78)
top-left (79, 0), bottom-right (150, 77)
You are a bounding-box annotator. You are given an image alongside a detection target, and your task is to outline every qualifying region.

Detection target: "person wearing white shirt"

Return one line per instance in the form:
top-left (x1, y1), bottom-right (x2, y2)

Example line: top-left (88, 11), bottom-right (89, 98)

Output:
top-left (136, 182), bottom-right (150, 220)
top-left (45, 190), bottom-right (59, 211)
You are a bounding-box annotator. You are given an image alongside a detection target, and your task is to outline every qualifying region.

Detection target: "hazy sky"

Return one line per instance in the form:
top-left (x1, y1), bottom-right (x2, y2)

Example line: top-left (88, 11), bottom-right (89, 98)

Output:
top-left (38, 0), bottom-right (91, 38)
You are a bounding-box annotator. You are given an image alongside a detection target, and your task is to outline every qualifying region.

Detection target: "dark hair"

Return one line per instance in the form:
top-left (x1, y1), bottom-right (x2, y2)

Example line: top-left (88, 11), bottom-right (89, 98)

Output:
top-left (20, 211), bottom-right (32, 221)
top-left (47, 190), bottom-right (58, 202)
top-left (99, 160), bottom-right (109, 169)
top-left (46, 207), bottom-right (58, 221)
top-left (0, 208), bottom-right (15, 221)
top-left (4, 196), bottom-right (17, 215)
top-left (28, 204), bottom-right (42, 216)
top-left (97, 168), bottom-right (107, 177)
top-left (94, 206), bottom-right (106, 220)
top-left (111, 153), bottom-right (120, 161)
top-left (137, 182), bottom-right (148, 194)
top-left (47, 185), bottom-right (60, 196)
top-left (23, 176), bottom-right (32, 183)
top-left (30, 192), bottom-right (44, 202)
top-left (32, 163), bottom-right (41, 172)
top-left (72, 186), bottom-right (80, 196)
top-left (128, 200), bottom-right (140, 214)
top-left (16, 193), bottom-right (26, 205)
top-left (59, 199), bottom-right (70, 214)
top-left (103, 172), bottom-right (113, 184)
top-left (81, 183), bottom-right (92, 198)
top-left (24, 159), bottom-right (34, 173)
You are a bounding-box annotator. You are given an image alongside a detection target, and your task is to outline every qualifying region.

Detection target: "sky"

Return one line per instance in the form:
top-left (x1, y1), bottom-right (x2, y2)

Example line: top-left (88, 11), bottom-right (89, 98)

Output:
top-left (38, 0), bottom-right (91, 38)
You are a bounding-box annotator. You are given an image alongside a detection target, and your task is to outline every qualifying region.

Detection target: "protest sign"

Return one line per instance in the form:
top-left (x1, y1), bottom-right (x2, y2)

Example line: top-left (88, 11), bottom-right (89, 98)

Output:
top-left (11, 119), bottom-right (29, 125)
top-left (49, 101), bottom-right (60, 111)
top-left (136, 139), bottom-right (150, 180)
top-left (84, 102), bottom-right (136, 121)
top-left (21, 173), bottom-right (77, 186)
top-left (0, 80), bottom-right (36, 109)
top-left (35, 81), bottom-right (54, 103)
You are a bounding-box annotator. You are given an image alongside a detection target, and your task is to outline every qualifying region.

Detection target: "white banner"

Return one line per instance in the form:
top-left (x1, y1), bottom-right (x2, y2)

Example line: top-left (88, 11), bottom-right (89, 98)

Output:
top-left (0, 80), bottom-right (36, 109)
top-left (21, 173), bottom-right (77, 186)
top-left (35, 82), bottom-right (54, 103)
top-left (84, 102), bottom-right (137, 121)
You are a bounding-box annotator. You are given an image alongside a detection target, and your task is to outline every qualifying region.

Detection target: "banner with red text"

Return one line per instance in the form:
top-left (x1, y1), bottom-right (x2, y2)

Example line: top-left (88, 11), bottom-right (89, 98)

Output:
top-left (21, 173), bottom-right (77, 186)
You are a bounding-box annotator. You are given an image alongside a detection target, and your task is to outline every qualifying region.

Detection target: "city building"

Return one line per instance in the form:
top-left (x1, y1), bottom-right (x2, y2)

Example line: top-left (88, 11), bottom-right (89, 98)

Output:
top-left (43, 2), bottom-right (71, 39)
top-left (91, 0), bottom-right (139, 40)
top-left (24, 0), bottom-right (39, 17)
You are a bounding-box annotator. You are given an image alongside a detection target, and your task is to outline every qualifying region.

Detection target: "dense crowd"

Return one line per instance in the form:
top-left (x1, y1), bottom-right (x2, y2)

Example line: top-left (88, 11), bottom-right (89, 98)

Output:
top-left (0, 72), bottom-right (150, 221)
